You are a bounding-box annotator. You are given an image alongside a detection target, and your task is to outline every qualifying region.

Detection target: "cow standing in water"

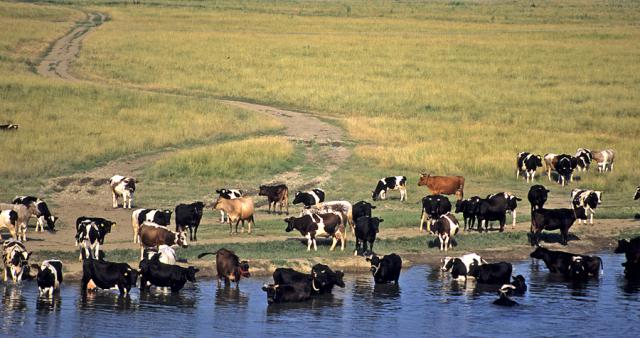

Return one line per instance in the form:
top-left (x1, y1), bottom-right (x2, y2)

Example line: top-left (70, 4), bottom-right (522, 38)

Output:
top-left (372, 176), bottom-right (407, 201)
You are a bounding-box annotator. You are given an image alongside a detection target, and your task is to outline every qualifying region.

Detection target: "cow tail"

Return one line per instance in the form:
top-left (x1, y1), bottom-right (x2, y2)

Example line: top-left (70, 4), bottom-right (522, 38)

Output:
top-left (197, 252), bottom-right (216, 259)
top-left (458, 177), bottom-right (465, 200)
top-left (598, 257), bottom-right (604, 276)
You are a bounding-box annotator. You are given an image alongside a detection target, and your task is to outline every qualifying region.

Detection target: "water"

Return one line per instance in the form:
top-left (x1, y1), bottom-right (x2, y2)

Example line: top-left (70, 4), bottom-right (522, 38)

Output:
top-left (2, 252), bottom-right (640, 337)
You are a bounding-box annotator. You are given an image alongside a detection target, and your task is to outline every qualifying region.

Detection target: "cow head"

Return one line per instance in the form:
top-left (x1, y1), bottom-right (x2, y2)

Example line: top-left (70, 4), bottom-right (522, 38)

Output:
top-left (371, 218), bottom-right (383, 233)
top-left (529, 246), bottom-right (547, 259)
top-left (311, 264), bottom-right (345, 290)
top-left (614, 239), bottom-right (630, 254)
top-left (124, 178), bottom-right (136, 192)
top-left (511, 275), bottom-right (527, 292)
top-left (123, 267), bottom-right (139, 287)
top-left (176, 231), bottom-right (189, 248)
top-left (292, 191), bottom-right (304, 205)
top-left (440, 257), bottom-right (454, 271)
top-left (454, 200), bottom-right (466, 213)
top-left (45, 216), bottom-right (58, 232)
top-left (284, 217), bottom-right (296, 232)
top-left (417, 173), bottom-right (430, 186)
top-left (594, 191), bottom-right (603, 205)
top-left (258, 185), bottom-right (268, 196)
top-left (534, 155), bottom-right (543, 167)
top-left (568, 257), bottom-right (588, 280)
top-left (262, 284), bottom-right (281, 304)
top-left (239, 260), bottom-right (251, 278)
top-left (186, 266), bottom-right (199, 282)
top-left (366, 255), bottom-right (381, 276)
top-left (450, 258), bottom-right (468, 280)
top-left (506, 193), bottom-right (521, 211)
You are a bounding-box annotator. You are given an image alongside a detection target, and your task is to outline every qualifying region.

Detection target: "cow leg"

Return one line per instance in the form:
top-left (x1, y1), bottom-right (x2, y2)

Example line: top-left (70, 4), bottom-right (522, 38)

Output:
top-left (312, 237), bottom-right (318, 251)
top-left (306, 233), bottom-right (312, 251)
top-left (419, 209), bottom-right (426, 232)
top-left (112, 193), bottom-right (118, 208)
top-left (330, 236), bottom-right (337, 251)
top-left (193, 225), bottom-right (198, 241)
top-left (512, 210), bottom-right (517, 229)
top-left (516, 169), bottom-right (520, 180)
top-left (561, 227), bottom-right (569, 245)
top-left (235, 219), bottom-right (240, 234)
top-left (590, 212), bottom-right (594, 225)
top-left (228, 219), bottom-right (233, 234)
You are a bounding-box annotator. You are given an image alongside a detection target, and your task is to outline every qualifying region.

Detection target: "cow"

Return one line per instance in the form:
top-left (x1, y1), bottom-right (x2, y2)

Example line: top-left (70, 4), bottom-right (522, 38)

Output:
top-left (593, 149), bottom-right (615, 172)
top-left (575, 148), bottom-right (593, 172)
top-left (0, 123), bottom-right (18, 131)
top-left (212, 197), bottom-right (255, 234)
top-left (0, 209), bottom-right (18, 240)
top-left (81, 258), bottom-right (138, 295)
top-left (144, 245), bottom-right (177, 265)
top-left (0, 203), bottom-right (32, 241)
top-left (284, 213), bottom-right (346, 251)
top-left (262, 282), bottom-right (311, 304)
top-left (530, 207), bottom-right (586, 246)
top-left (352, 201), bottom-right (376, 223)
top-left (139, 255), bottom-right (199, 293)
top-left (109, 175), bottom-right (136, 208)
top-left (431, 213), bottom-right (459, 251)
top-left (12, 196), bottom-right (58, 232)
top-left (292, 188), bottom-right (325, 208)
top-left (273, 264), bottom-right (345, 295)
top-left (75, 217), bottom-right (116, 246)
top-left (441, 253), bottom-right (487, 280)
top-left (2, 240), bottom-right (31, 282)
top-left (76, 220), bottom-right (101, 261)
top-left (527, 185), bottom-right (549, 211)
top-left (418, 173), bottom-right (465, 200)
top-left (493, 285), bottom-right (518, 307)
top-left (354, 216), bottom-right (383, 256)
top-left (530, 246), bottom-right (603, 277)
top-left (571, 189), bottom-right (602, 225)
top-left (516, 152), bottom-right (543, 182)
top-left (215, 188), bottom-right (242, 223)
top-left (304, 201), bottom-right (353, 231)
top-left (175, 202), bottom-right (205, 241)
top-left (476, 193), bottom-right (521, 232)
top-left (138, 222), bottom-right (188, 259)
top-left (366, 253), bottom-right (402, 284)
top-left (555, 154), bottom-right (578, 186)
top-left (197, 248), bottom-right (250, 286)
top-left (468, 261), bottom-right (512, 284)
top-left (258, 184), bottom-right (289, 214)
top-left (454, 196), bottom-right (481, 231)
top-left (615, 237), bottom-right (640, 265)
top-left (635, 187), bottom-right (640, 200)
top-left (420, 194), bottom-right (452, 233)
top-left (510, 275), bottom-right (527, 294)
top-left (33, 260), bottom-right (63, 297)
top-left (131, 208), bottom-right (172, 243)
top-left (372, 176), bottom-right (407, 201)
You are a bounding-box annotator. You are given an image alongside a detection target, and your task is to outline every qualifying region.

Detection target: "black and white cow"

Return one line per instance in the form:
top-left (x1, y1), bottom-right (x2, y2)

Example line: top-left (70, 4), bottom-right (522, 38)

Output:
top-left (81, 258), bottom-right (138, 295)
top-left (372, 176), bottom-right (407, 201)
top-left (527, 185), bottom-right (550, 211)
top-left (262, 282), bottom-right (311, 304)
top-left (575, 148), bottom-right (593, 172)
top-left (175, 202), bottom-right (205, 241)
top-left (468, 261), bottom-right (512, 284)
top-left (285, 213), bottom-right (346, 251)
top-left (109, 175), bottom-right (136, 209)
top-left (635, 187), bottom-right (640, 201)
top-left (139, 255), bottom-right (199, 293)
top-left (367, 253), bottom-right (402, 284)
top-left (555, 154), bottom-right (578, 186)
top-left (131, 208), bottom-right (172, 243)
top-left (0, 209), bottom-right (19, 240)
top-left (454, 196), bottom-right (481, 231)
top-left (530, 246), bottom-right (603, 278)
top-left (34, 260), bottom-right (63, 297)
top-left (2, 240), bottom-right (31, 283)
top-left (516, 152), bottom-right (543, 182)
top-left (476, 193), bottom-right (521, 232)
top-left (12, 196), bottom-right (58, 232)
top-left (292, 189), bottom-right (325, 208)
top-left (75, 217), bottom-right (116, 246)
top-left (443, 253), bottom-right (487, 281)
top-left (354, 216), bottom-right (383, 256)
top-left (273, 264), bottom-right (345, 295)
top-left (571, 189), bottom-right (602, 225)
top-left (76, 220), bottom-right (101, 260)
top-left (419, 194), bottom-right (452, 232)
top-left (431, 213), bottom-right (459, 251)
top-left (215, 188), bottom-right (242, 223)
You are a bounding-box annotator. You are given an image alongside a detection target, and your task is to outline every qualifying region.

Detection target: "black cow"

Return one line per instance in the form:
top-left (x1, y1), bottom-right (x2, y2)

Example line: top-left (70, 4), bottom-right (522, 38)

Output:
top-left (292, 189), bottom-right (325, 208)
top-left (454, 196), bottom-right (481, 231)
top-left (76, 217), bottom-right (115, 245)
top-left (139, 255), bottom-right (199, 293)
top-left (516, 152), bottom-right (543, 182)
top-left (175, 202), bottom-right (205, 241)
top-left (530, 246), bottom-right (603, 277)
top-left (420, 194), bottom-right (452, 232)
top-left (530, 207), bottom-right (586, 246)
top-left (555, 154), bottom-right (578, 186)
top-left (262, 282), bottom-right (311, 304)
top-left (372, 176), bottom-right (407, 201)
top-left (476, 193), bottom-right (521, 232)
top-left (81, 258), bottom-right (138, 295)
top-left (571, 189), bottom-right (602, 225)
top-left (354, 216), bottom-right (383, 256)
top-left (510, 275), bottom-right (527, 294)
top-left (273, 264), bottom-right (345, 295)
top-left (615, 237), bottom-right (640, 265)
top-left (34, 260), bottom-right (63, 297)
top-left (527, 185), bottom-right (549, 211)
top-left (352, 201), bottom-right (376, 222)
top-left (367, 253), bottom-right (402, 284)
top-left (468, 262), bottom-right (512, 284)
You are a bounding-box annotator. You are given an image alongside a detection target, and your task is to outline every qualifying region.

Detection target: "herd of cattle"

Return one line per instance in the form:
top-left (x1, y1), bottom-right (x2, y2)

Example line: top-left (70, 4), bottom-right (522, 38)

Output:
top-left (1, 145), bottom-right (639, 305)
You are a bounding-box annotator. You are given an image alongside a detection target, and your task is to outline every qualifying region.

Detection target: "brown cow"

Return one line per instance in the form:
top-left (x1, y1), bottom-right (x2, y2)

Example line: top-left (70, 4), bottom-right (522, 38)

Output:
top-left (258, 184), bottom-right (289, 215)
top-left (197, 248), bottom-right (250, 286)
top-left (417, 174), bottom-right (465, 200)
top-left (593, 149), bottom-right (615, 172)
top-left (213, 197), bottom-right (255, 234)
top-left (138, 223), bottom-right (188, 259)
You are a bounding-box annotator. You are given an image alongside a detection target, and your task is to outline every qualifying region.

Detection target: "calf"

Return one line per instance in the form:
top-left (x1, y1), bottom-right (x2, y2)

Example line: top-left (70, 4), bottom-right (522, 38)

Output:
top-left (12, 196), bottom-right (58, 232)
top-left (593, 149), bottom-right (615, 172)
top-left (420, 194), bottom-right (452, 232)
top-left (0, 203), bottom-right (31, 241)
top-left (476, 193), bottom-right (521, 232)
top-left (139, 223), bottom-right (188, 259)
top-left (0, 209), bottom-right (18, 240)
top-left (81, 258), bottom-right (138, 295)
top-left (454, 196), bottom-right (481, 231)
top-left (262, 282), bottom-right (311, 304)
top-left (516, 152), bottom-right (543, 182)
top-left (75, 216), bottom-right (116, 245)
top-left (354, 216), bottom-right (383, 256)
top-left (2, 239), bottom-right (31, 283)
top-left (197, 248), bottom-right (250, 286)
top-left (292, 188), bottom-right (325, 208)
top-left (258, 184), bottom-right (289, 214)
top-left (175, 202), bottom-right (205, 241)
top-left (571, 189), bottom-right (602, 225)
top-left (418, 173), bottom-right (465, 200)
top-left (284, 213), bottom-right (346, 251)
top-left (372, 176), bottom-right (407, 201)
top-left (273, 264), bottom-right (345, 295)
top-left (139, 255), bottom-right (199, 293)
top-left (527, 185), bottom-right (549, 211)
top-left (367, 253), bottom-right (402, 284)
top-left (468, 261), bottom-right (512, 284)
top-left (530, 246), bottom-right (603, 277)
top-left (76, 220), bottom-right (102, 260)
top-left (431, 213), bottom-right (459, 251)
top-left (212, 197), bottom-right (255, 234)
top-left (530, 207), bottom-right (586, 246)
top-left (33, 260), bottom-right (63, 297)
top-left (215, 188), bottom-right (242, 223)
top-left (575, 148), bottom-right (593, 172)
top-left (109, 175), bottom-right (136, 208)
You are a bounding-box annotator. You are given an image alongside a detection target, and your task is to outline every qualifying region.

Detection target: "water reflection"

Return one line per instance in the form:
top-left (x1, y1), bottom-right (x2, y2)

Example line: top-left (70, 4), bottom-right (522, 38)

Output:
top-left (36, 294), bottom-right (62, 313)
top-left (215, 285), bottom-right (248, 307)
top-left (78, 291), bottom-right (138, 312)
top-left (139, 288), bottom-right (197, 309)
